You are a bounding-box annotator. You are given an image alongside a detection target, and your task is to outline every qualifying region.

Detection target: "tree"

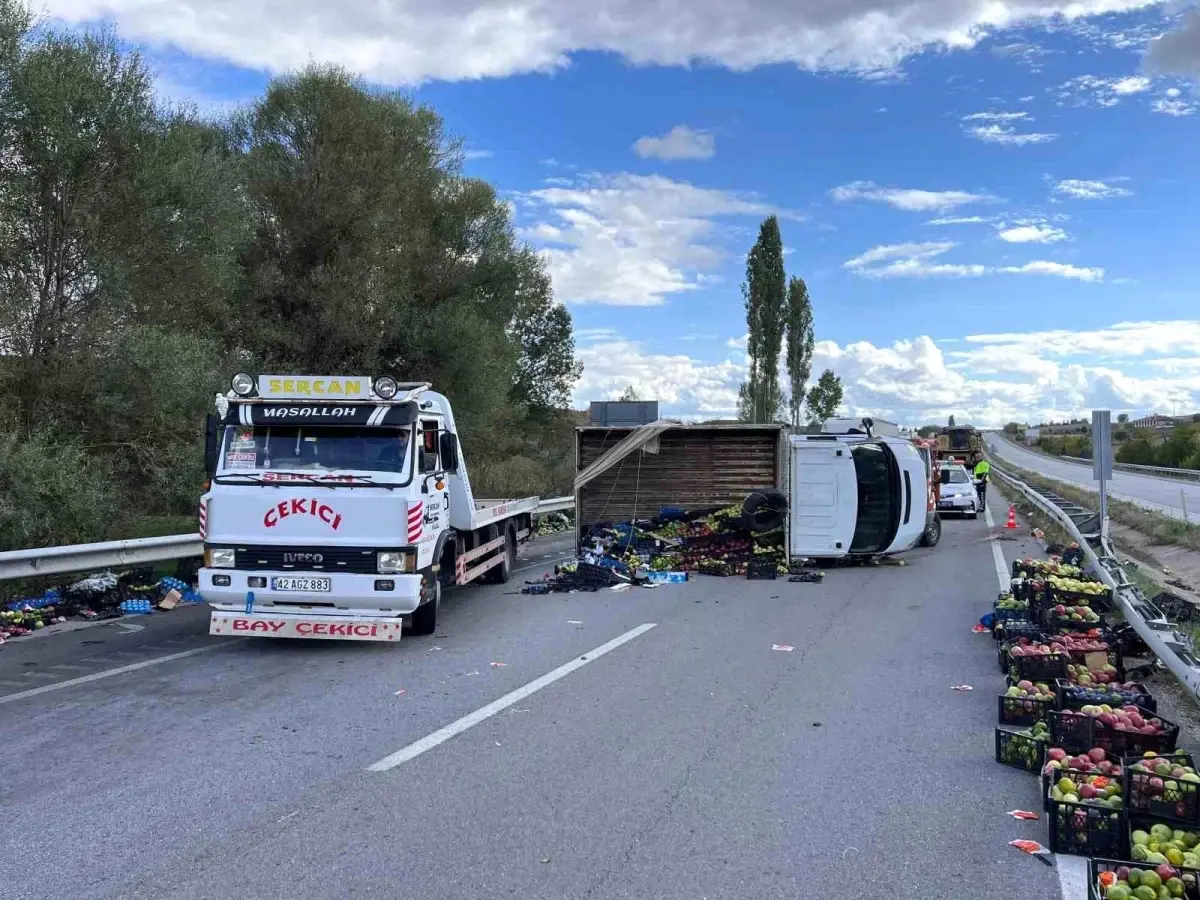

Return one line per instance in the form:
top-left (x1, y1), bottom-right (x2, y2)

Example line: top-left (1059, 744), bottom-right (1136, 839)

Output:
top-left (784, 276), bottom-right (814, 429)
top-left (805, 369), bottom-right (843, 424)
top-left (918, 425), bottom-right (939, 438)
top-left (1003, 422), bottom-right (1020, 435)
top-left (737, 215), bottom-right (786, 423)
top-left (948, 415), bottom-right (957, 427)
top-left (618, 385), bottom-right (639, 401)
top-left (1117, 413), bottom-right (1129, 424)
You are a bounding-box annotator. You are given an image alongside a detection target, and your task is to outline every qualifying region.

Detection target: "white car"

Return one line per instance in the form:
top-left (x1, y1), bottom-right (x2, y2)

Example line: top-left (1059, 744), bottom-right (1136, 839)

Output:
top-left (937, 464), bottom-right (979, 519)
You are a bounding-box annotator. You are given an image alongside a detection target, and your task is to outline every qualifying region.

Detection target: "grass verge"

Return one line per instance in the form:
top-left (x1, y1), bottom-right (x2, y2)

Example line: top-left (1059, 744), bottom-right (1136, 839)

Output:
top-left (990, 456), bottom-right (1200, 552)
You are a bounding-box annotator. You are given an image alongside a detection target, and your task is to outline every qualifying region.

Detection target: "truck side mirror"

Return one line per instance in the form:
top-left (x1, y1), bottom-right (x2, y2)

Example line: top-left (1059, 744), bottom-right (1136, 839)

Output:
top-left (439, 432), bottom-right (459, 472)
top-left (204, 414), bottom-right (219, 478)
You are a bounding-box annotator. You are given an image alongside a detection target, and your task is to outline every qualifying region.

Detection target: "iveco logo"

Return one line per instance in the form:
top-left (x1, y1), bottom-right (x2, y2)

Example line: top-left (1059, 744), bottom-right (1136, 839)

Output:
top-left (284, 552), bottom-right (323, 564)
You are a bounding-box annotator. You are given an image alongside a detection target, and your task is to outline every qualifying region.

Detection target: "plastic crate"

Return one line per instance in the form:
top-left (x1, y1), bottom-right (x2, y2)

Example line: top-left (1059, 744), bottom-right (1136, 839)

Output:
top-left (1088, 858), bottom-right (1200, 900)
top-left (1055, 680), bottom-right (1155, 714)
top-left (1048, 784), bottom-right (1126, 858)
top-left (1050, 708), bottom-right (1180, 756)
top-left (993, 604), bottom-right (1031, 628)
top-left (746, 557), bottom-right (778, 580)
top-left (1010, 651), bottom-right (1069, 684)
top-left (1042, 750), bottom-right (1124, 813)
top-left (1048, 585), bottom-right (1113, 608)
top-left (1124, 752), bottom-right (1200, 826)
top-left (999, 692), bottom-right (1055, 727)
top-left (995, 726), bottom-right (1047, 773)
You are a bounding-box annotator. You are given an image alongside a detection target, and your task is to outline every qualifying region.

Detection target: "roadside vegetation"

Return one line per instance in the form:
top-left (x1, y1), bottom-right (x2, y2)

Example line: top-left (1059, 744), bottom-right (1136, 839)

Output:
top-left (0, 1), bottom-right (581, 550)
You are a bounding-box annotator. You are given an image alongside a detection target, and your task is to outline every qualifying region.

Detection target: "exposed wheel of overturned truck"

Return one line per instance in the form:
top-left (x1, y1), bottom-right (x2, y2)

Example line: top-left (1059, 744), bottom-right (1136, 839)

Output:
top-left (919, 512), bottom-right (942, 548)
top-left (408, 568), bottom-right (441, 636)
top-left (481, 523), bottom-right (516, 584)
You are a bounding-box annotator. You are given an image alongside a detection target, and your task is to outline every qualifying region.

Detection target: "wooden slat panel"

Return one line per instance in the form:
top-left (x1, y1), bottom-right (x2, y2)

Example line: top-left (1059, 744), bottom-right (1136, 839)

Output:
top-left (575, 427), bottom-right (784, 532)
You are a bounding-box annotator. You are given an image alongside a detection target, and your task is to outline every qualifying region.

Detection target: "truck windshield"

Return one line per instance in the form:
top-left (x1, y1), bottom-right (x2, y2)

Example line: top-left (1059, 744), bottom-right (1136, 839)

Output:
top-left (849, 443), bottom-right (901, 554)
top-left (948, 429), bottom-right (971, 451)
top-left (218, 425), bottom-right (412, 479)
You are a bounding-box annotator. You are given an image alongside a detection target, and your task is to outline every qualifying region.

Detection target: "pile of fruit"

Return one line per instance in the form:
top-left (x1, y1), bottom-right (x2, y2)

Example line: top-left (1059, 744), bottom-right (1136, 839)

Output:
top-left (1047, 603), bottom-right (1103, 626)
top-left (1048, 574), bottom-right (1109, 597)
top-left (1009, 641), bottom-right (1066, 658)
top-left (1067, 662), bottom-right (1125, 686)
top-left (1006, 680), bottom-right (1055, 702)
top-left (1059, 705), bottom-right (1172, 736)
top-left (1050, 632), bottom-right (1112, 653)
top-left (1018, 557), bottom-right (1084, 577)
top-left (0, 607), bottom-right (67, 639)
top-left (1098, 862), bottom-right (1196, 899)
top-left (1131, 823), bottom-right (1200, 868)
top-left (1061, 681), bottom-right (1153, 709)
top-left (1127, 753), bottom-right (1200, 822)
top-left (1050, 770), bottom-right (1124, 812)
top-left (1045, 746), bottom-right (1125, 780)
top-left (996, 593), bottom-right (1028, 612)
top-left (997, 720), bottom-right (1052, 770)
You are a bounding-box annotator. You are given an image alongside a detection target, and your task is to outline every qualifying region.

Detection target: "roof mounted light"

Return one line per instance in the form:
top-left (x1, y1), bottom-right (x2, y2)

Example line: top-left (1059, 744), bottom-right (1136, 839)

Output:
top-left (374, 376), bottom-right (399, 400)
top-left (231, 373), bottom-right (255, 396)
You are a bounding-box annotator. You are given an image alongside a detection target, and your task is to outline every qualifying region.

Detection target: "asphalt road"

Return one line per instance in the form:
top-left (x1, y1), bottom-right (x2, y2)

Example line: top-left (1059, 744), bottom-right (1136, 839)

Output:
top-left (1, 522), bottom-right (1065, 900)
top-left (988, 435), bottom-right (1199, 521)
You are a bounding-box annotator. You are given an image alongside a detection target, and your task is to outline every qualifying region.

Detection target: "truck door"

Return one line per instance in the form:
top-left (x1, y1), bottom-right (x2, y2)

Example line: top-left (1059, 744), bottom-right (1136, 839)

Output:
top-left (788, 439), bottom-right (858, 558)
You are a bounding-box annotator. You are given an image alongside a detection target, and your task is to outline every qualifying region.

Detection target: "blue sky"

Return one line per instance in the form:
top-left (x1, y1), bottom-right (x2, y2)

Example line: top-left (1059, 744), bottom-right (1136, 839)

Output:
top-left (50, 1), bottom-right (1200, 425)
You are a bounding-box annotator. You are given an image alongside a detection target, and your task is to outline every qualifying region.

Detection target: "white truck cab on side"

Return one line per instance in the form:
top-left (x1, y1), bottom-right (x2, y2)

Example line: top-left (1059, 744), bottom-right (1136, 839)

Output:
top-left (198, 374), bottom-right (537, 642)
top-left (789, 417), bottom-right (929, 559)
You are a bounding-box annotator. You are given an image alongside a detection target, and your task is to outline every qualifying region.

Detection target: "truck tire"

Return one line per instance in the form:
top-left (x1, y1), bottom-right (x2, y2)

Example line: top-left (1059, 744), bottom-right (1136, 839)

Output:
top-left (491, 524), bottom-right (516, 584)
top-left (408, 569), bottom-right (440, 636)
top-left (919, 513), bottom-right (942, 548)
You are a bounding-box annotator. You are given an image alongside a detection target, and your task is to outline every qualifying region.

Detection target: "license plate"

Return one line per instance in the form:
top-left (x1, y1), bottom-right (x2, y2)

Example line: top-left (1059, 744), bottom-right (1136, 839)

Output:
top-left (271, 576), bottom-right (331, 592)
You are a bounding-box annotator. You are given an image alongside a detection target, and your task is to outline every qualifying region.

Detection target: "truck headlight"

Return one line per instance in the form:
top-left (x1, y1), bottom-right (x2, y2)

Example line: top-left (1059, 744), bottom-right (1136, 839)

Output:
top-left (377, 551), bottom-right (412, 574)
top-left (206, 548), bottom-right (236, 568)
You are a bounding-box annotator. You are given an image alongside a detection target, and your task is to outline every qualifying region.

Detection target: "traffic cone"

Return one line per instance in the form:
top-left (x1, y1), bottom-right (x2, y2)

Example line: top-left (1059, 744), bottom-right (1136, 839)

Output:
top-left (1005, 504), bottom-right (1018, 529)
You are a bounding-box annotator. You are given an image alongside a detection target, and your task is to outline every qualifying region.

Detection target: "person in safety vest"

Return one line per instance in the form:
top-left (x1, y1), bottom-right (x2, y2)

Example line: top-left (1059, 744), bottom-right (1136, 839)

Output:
top-left (973, 458), bottom-right (991, 507)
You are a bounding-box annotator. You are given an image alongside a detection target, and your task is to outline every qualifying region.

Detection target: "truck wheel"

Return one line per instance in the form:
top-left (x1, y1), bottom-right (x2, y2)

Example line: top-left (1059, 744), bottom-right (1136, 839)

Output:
top-left (919, 513), bottom-right (942, 548)
top-left (494, 524), bottom-right (516, 584)
top-left (408, 569), bottom-right (440, 636)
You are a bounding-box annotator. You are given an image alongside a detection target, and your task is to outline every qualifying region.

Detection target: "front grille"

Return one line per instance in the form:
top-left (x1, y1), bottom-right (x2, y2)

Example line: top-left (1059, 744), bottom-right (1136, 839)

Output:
top-left (233, 545), bottom-right (377, 574)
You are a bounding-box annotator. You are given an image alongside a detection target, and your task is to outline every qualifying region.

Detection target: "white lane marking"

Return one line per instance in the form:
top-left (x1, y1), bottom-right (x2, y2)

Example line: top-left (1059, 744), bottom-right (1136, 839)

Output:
top-left (0, 643), bottom-right (235, 706)
top-left (986, 494), bottom-right (1088, 900)
top-left (983, 503), bottom-right (1009, 593)
top-left (367, 623), bottom-right (658, 772)
top-left (117, 623), bottom-right (146, 634)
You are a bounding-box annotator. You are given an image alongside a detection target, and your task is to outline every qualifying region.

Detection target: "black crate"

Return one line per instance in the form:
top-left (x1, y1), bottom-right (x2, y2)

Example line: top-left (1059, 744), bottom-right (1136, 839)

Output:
top-left (1010, 651), bottom-right (1069, 684)
top-left (745, 557), bottom-right (778, 580)
top-left (1088, 858), bottom-right (1200, 900)
top-left (999, 692), bottom-right (1055, 727)
top-left (1048, 783), bottom-right (1126, 857)
top-left (1042, 750), bottom-right (1125, 813)
top-left (995, 726), bottom-right (1047, 773)
top-left (1056, 679), bottom-right (1155, 714)
top-left (1124, 752), bottom-right (1200, 826)
top-left (1048, 585), bottom-right (1113, 608)
top-left (1050, 708), bottom-right (1180, 757)
top-left (993, 603), bottom-right (1031, 628)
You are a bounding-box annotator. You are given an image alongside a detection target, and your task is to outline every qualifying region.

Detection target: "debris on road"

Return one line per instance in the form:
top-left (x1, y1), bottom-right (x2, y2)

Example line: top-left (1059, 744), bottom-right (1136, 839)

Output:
top-left (951, 684), bottom-right (974, 691)
top-left (771, 644), bottom-right (794, 652)
top-left (490, 661), bottom-right (506, 668)
top-left (1007, 810), bottom-right (1039, 820)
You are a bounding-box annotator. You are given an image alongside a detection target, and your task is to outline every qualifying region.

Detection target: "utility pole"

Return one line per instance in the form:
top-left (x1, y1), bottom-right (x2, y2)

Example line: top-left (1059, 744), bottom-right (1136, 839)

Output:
top-left (1092, 410), bottom-right (1112, 543)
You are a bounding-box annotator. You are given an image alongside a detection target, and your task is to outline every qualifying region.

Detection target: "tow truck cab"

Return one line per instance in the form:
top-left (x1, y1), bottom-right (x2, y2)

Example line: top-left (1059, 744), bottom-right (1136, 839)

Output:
top-left (198, 374), bottom-right (535, 642)
top-left (789, 417), bottom-right (929, 559)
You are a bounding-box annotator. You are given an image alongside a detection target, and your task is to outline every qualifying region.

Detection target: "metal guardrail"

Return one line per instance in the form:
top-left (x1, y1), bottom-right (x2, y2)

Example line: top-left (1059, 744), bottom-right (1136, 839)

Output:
top-left (1060, 456), bottom-right (1200, 482)
top-left (0, 497), bottom-right (576, 582)
top-left (991, 466), bottom-right (1200, 701)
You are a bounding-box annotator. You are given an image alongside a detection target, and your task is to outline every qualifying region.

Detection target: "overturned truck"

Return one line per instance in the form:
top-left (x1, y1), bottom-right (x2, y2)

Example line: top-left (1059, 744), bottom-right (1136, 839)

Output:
top-left (574, 418), bottom-right (934, 563)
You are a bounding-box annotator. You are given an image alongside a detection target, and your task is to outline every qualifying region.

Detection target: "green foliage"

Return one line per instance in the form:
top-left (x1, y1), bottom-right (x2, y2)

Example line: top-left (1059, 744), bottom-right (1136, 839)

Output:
top-left (1116, 426), bottom-right (1200, 471)
top-left (805, 369), bottom-right (843, 424)
top-left (0, 428), bottom-right (119, 550)
top-left (918, 425), bottom-right (939, 438)
top-left (618, 385), bottom-right (639, 401)
top-left (784, 275), bottom-right (814, 429)
top-left (948, 414), bottom-right (956, 427)
top-left (1003, 422), bottom-right (1020, 435)
top-left (738, 215), bottom-right (787, 423)
top-left (0, 25), bottom-right (581, 549)
top-left (1037, 435), bottom-right (1092, 459)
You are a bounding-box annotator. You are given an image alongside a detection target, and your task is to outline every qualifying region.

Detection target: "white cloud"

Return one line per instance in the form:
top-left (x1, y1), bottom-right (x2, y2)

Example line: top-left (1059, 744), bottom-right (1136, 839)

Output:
top-left (927, 215), bottom-right (992, 225)
top-left (1058, 73), bottom-right (1153, 107)
top-left (632, 125), bottom-right (716, 161)
top-left (515, 172), bottom-right (796, 306)
top-left (1153, 94), bottom-right (1199, 116)
top-left (997, 223), bottom-right (1067, 243)
top-left (1145, 7), bottom-right (1200, 83)
top-left (463, 146), bottom-right (494, 160)
top-left (1051, 178), bottom-right (1133, 200)
top-left (961, 111), bottom-right (1058, 145)
top-left (572, 320), bottom-right (1200, 427)
top-left (830, 180), bottom-right (998, 212)
top-left (42, 0), bottom-right (1169, 86)
top-left (844, 241), bottom-right (1101, 280)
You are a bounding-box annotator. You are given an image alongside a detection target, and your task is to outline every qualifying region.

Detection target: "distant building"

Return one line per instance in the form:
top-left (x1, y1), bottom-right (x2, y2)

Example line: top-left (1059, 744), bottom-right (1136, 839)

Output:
top-left (1130, 414), bottom-right (1176, 430)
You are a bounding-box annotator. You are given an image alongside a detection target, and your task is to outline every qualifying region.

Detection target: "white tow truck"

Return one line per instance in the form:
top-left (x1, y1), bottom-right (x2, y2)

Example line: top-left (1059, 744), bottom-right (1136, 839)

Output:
top-left (198, 374), bottom-right (538, 642)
